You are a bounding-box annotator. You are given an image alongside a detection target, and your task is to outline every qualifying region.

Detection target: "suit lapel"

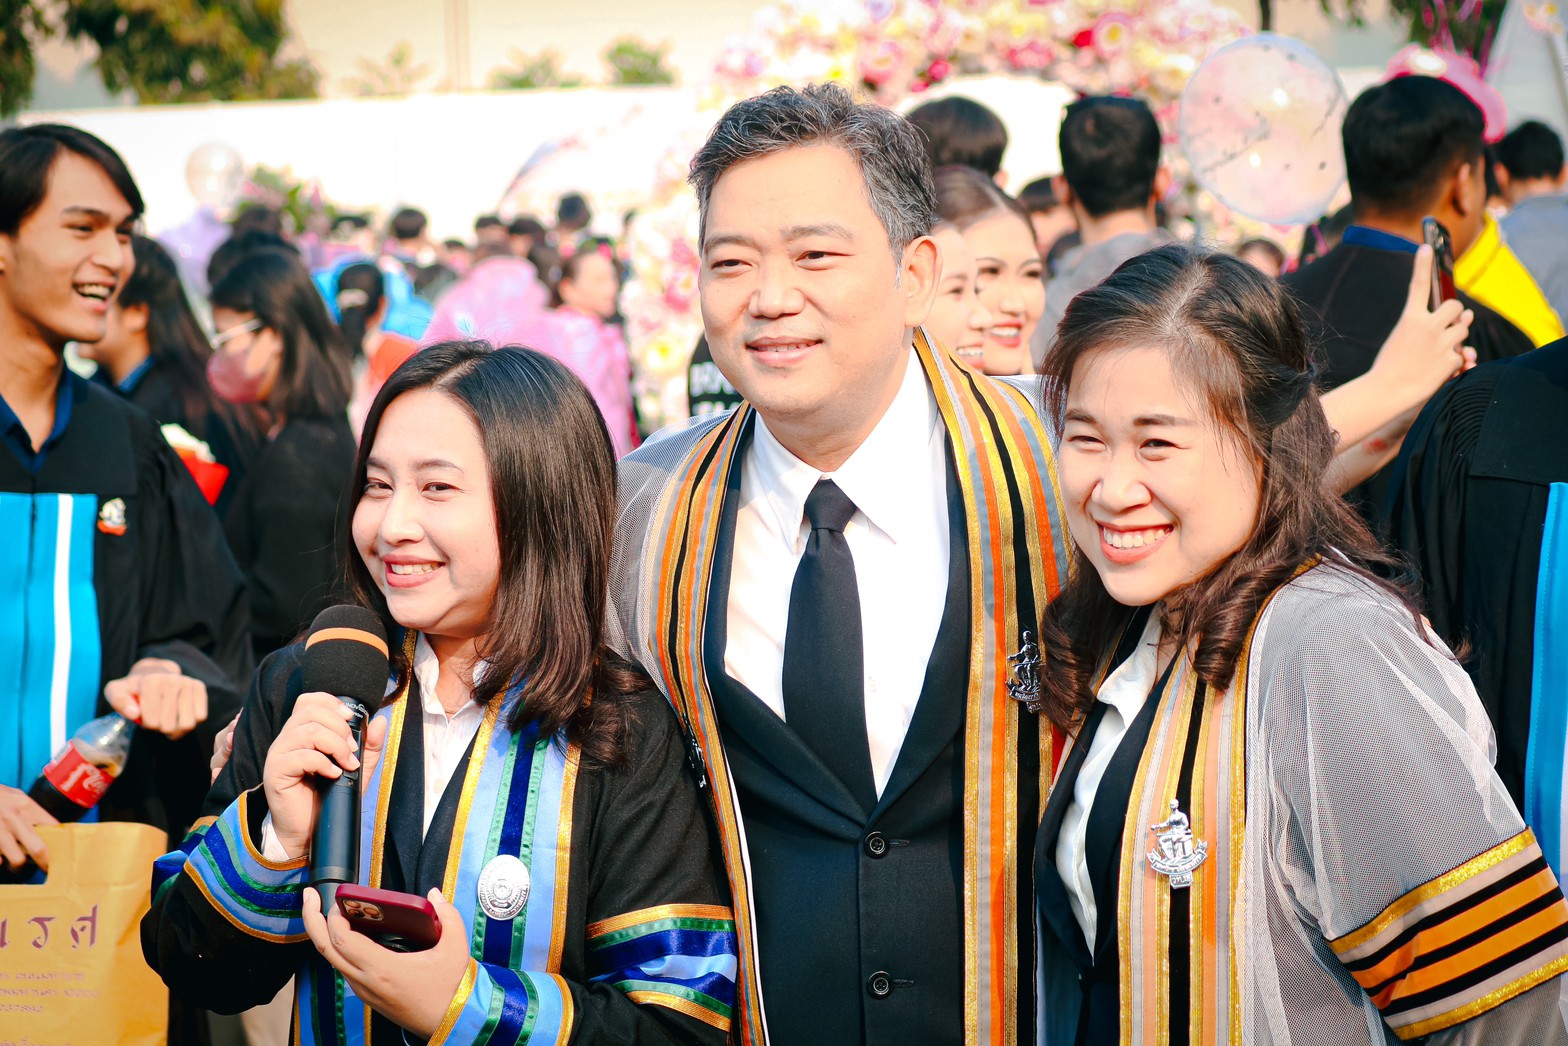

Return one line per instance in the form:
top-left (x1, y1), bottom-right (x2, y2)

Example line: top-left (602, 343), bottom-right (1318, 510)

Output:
top-left (1034, 700), bottom-right (1106, 971)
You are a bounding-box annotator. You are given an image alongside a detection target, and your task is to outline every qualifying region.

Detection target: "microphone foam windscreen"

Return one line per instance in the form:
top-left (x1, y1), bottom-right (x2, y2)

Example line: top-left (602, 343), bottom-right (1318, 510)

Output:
top-left (300, 605), bottom-right (391, 709)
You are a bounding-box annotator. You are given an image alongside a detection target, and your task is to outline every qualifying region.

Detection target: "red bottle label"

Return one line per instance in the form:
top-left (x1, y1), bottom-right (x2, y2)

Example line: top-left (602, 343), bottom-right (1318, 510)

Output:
top-left (42, 745), bottom-right (116, 809)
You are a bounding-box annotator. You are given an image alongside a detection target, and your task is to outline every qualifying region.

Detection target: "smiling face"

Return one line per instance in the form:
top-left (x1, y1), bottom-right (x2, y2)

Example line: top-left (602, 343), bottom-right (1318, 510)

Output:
top-left (352, 389), bottom-right (502, 645)
top-left (925, 226), bottom-right (991, 363)
top-left (1059, 343), bottom-right (1262, 607)
top-left (963, 210), bottom-right (1044, 376)
top-left (699, 143), bottom-right (937, 466)
top-left (0, 152), bottom-right (136, 351)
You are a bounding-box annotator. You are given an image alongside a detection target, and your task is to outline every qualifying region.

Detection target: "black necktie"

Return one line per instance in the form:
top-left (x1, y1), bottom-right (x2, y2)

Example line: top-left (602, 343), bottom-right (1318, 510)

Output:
top-left (782, 479), bottom-right (876, 809)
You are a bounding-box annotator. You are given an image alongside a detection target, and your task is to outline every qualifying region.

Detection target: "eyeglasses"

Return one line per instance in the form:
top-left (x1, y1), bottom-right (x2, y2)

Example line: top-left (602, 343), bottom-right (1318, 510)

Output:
top-left (211, 318), bottom-right (263, 352)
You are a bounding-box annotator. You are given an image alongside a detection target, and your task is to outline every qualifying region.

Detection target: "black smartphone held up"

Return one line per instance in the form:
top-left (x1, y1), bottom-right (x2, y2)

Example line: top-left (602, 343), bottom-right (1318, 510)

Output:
top-left (336, 883), bottom-right (442, 953)
top-left (1422, 216), bottom-right (1458, 311)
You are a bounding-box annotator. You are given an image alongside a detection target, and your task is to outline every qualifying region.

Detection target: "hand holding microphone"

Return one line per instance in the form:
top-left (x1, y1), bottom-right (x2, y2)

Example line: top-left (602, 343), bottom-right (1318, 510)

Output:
top-left (260, 607), bottom-right (389, 908)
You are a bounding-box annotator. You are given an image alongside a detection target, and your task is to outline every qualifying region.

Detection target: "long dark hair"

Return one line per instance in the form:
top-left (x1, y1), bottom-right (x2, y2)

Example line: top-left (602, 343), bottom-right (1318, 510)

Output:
top-left (121, 234), bottom-right (261, 437)
top-left (345, 341), bottom-right (645, 767)
top-left (210, 247), bottom-right (351, 420)
top-left (335, 262), bottom-right (385, 361)
top-left (1036, 243), bottom-right (1417, 728)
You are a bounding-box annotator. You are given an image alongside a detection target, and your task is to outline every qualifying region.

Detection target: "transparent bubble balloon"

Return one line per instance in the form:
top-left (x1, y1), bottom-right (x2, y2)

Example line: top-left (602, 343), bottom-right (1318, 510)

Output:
top-left (185, 142), bottom-right (245, 210)
top-left (1178, 33), bottom-right (1348, 226)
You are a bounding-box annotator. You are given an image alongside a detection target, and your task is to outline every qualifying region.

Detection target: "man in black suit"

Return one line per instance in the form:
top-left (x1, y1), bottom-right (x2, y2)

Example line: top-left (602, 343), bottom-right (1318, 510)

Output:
top-left (610, 84), bottom-right (1072, 1045)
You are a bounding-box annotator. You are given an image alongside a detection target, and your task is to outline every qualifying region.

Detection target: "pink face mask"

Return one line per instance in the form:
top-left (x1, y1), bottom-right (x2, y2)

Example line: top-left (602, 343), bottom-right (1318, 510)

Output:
top-left (207, 349), bottom-right (271, 403)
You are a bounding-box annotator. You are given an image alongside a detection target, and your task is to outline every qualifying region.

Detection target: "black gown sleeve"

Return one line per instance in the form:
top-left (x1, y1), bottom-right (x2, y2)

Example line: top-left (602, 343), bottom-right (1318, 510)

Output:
top-left (106, 412), bottom-right (253, 834)
top-left (141, 646), bottom-right (311, 1014)
top-left (1381, 364), bottom-right (1499, 647)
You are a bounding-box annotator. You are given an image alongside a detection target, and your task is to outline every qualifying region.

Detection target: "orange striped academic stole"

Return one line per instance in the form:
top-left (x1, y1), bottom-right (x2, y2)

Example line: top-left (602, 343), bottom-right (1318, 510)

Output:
top-left (1330, 828), bottom-right (1568, 1040)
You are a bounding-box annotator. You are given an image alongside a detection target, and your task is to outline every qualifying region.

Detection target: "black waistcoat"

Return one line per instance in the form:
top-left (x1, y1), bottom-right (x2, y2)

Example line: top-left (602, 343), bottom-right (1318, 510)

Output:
top-left (703, 425), bottom-right (973, 1046)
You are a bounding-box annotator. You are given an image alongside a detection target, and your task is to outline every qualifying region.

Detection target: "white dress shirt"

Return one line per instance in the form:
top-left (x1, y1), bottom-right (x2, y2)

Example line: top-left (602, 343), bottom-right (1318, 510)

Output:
top-left (1053, 608), bottom-right (1163, 948)
top-left (725, 349), bottom-right (951, 796)
top-left (261, 633), bottom-right (486, 860)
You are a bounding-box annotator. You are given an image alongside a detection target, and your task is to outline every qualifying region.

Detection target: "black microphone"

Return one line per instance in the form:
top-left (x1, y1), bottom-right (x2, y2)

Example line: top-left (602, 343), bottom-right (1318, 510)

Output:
top-left (299, 605), bottom-right (389, 909)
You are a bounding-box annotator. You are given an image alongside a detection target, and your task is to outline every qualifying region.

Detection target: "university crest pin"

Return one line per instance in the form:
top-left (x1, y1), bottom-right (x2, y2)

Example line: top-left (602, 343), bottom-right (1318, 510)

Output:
top-left (1147, 800), bottom-right (1208, 890)
top-left (477, 854), bottom-right (530, 920)
top-left (97, 498), bottom-right (127, 536)
top-left (1007, 631), bottom-right (1043, 713)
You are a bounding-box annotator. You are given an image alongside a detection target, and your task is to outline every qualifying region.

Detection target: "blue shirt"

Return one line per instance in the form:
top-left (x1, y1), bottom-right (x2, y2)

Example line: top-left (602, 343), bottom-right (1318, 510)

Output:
top-left (1341, 225), bottom-right (1420, 254)
top-left (0, 367), bottom-right (78, 474)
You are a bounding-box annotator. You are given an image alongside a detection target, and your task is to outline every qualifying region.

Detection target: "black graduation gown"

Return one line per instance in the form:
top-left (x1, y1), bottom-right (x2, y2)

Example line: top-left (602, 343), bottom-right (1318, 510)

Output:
top-left (106, 363), bottom-right (263, 517)
top-left (1281, 241), bottom-right (1534, 528)
top-left (1383, 338), bottom-right (1568, 807)
top-left (143, 643), bottom-right (733, 1044)
top-left (222, 415), bottom-right (356, 657)
top-left (0, 374), bottom-right (251, 838)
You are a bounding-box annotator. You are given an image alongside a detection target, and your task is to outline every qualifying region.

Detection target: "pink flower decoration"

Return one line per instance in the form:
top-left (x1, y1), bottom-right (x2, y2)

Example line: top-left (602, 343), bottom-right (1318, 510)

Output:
top-left (860, 38), bottom-right (905, 87)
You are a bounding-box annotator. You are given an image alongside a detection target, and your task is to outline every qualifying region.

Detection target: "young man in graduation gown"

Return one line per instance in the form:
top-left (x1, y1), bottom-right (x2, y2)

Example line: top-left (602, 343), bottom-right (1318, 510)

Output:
top-left (1281, 74), bottom-right (1532, 528)
top-left (1385, 334), bottom-right (1568, 878)
top-left (609, 83), bottom-right (1072, 1045)
top-left (0, 124), bottom-right (251, 877)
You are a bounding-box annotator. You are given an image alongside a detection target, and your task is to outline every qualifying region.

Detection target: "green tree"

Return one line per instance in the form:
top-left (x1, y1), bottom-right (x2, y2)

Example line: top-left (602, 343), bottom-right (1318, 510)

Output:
top-left (58, 0), bottom-right (318, 104)
top-left (0, 0), bottom-right (51, 117)
top-left (1315, 0), bottom-right (1509, 65)
top-left (489, 49), bottom-right (583, 90)
top-left (604, 37), bottom-right (674, 86)
top-left (345, 41), bottom-right (434, 97)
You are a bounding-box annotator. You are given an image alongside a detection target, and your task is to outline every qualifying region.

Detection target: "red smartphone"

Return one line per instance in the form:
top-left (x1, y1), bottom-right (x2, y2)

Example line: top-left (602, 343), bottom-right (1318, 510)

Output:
top-left (1422, 216), bottom-right (1458, 310)
top-left (335, 884), bottom-right (442, 953)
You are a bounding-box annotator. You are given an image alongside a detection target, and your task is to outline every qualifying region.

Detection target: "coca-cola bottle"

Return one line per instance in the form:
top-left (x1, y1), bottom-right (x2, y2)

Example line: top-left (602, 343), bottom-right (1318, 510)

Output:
top-left (27, 713), bottom-right (134, 822)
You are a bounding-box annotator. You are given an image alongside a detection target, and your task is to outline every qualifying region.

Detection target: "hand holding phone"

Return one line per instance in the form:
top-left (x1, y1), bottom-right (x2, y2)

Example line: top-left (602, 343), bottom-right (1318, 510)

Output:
top-left (336, 883), bottom-right (442, 953)
top-left (1421, 216), bottom-right (1458, 311)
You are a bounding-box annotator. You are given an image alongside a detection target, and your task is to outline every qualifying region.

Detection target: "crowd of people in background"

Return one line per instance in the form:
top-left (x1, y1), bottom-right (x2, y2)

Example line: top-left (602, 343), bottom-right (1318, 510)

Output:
top-left (2, 47), bottom-right (1568, 1046)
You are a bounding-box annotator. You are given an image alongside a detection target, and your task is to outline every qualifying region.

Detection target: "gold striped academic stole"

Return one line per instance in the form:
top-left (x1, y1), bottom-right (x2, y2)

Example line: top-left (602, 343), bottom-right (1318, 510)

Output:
top-left (1330, 828), bottom-right (1568, 1040)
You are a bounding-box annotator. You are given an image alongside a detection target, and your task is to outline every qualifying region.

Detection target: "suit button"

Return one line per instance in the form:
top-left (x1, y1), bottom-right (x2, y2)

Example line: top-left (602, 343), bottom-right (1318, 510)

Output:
top-left (867, 971), bottom-right (892, 998)
top-left (864, 831), bottom-right (888, 858)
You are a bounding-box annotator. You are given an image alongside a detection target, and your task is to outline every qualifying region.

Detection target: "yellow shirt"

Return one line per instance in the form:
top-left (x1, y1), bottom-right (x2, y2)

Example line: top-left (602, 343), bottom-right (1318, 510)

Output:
top-left (1455, 214), bottom-right (1566, 347)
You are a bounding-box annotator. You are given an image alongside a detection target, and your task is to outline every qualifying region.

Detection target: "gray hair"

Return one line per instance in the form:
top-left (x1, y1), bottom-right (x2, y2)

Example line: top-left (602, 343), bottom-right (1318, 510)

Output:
top-left (688, 83), bottom-right (937, 261)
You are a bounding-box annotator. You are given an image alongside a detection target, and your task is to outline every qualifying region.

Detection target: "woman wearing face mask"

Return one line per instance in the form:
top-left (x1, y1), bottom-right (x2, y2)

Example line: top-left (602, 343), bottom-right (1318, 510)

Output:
top-left (923, 221), bottom-right (993, 366)
top-left (549, 241), bottom-right (638, 457)
top-left (933, 166), bottom-right (1044, 376)
top-left (145, 343), bottom-right (736, 1044)
top-left (78, 234), bottom-right (263, 512)
top-left (208, 247), bottom-right (355, 658)
top-left (1032, 243), bottom-right (1568, 1044)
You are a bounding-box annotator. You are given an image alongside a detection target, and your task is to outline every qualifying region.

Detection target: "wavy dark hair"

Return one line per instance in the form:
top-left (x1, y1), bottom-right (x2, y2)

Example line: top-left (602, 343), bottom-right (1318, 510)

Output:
top-left (1035, 243), bottom-right (1417, 728)
top-left (345, 341), bottom-right (646, 767)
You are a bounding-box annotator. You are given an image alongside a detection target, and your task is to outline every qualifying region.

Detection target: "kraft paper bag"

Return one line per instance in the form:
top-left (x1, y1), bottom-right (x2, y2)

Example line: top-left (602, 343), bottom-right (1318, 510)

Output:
top-left (0, 822), bottom-right (169, 1045)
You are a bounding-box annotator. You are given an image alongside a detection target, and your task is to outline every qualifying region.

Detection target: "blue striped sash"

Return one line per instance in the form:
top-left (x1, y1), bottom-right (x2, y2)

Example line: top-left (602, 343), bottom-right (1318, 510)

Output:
top-left (0, 493), bottom-right (102, 789)
top-left (1526, 482), bottom-right (1568, 879)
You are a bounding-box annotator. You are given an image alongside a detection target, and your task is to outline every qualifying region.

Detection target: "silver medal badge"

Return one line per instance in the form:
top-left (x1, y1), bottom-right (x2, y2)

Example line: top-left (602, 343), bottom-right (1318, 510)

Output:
top-left (1006, 631), bottom-right (1044, 713)
top-left (477, 854), bottom-right (531, 920)
top-left (1146, 799), bottom-right (1209, 890)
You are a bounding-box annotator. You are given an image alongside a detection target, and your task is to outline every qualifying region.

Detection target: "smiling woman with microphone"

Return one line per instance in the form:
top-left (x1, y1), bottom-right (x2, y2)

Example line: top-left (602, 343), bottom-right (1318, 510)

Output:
top-left (142, 342), bottom-right (737, 1045)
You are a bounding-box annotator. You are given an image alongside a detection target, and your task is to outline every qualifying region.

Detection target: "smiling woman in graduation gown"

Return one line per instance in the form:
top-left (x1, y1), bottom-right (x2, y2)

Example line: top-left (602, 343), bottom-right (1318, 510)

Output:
top-left (1031, 245), bottom-right (1568, 1045)
top-left (143, 343), bottom-right (736, 1045)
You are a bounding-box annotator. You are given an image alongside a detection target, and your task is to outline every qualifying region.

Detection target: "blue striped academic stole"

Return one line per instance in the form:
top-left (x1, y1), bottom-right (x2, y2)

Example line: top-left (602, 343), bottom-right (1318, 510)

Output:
top-left (1526, 482), bottom-right (1568, 881)
top-left (0, 493), bottom-right (102, 790)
